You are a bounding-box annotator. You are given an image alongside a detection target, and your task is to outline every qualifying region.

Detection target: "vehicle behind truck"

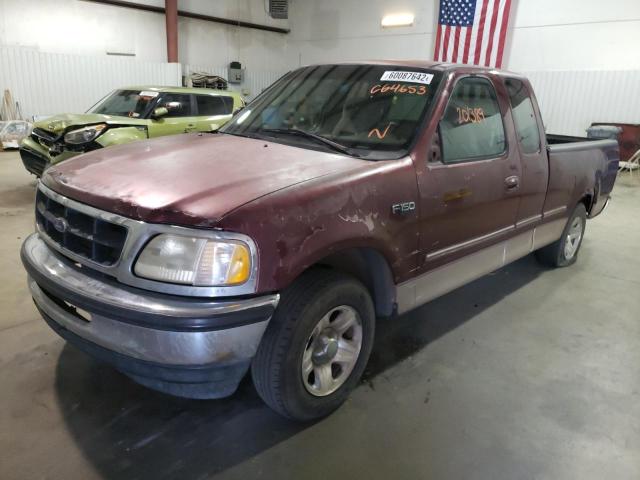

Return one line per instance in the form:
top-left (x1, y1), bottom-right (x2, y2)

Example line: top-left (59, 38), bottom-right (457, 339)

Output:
top-left (21, 61), bottom-right (618, 421)
top-left (20, 86), bottom-right (244, 176)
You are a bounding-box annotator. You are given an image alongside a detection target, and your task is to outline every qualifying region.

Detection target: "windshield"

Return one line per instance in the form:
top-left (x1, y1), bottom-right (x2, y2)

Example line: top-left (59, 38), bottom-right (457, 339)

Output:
top-left (89, 89), bottom-right (159, 118)
top-left (221, 65), bottom-right (442, 159)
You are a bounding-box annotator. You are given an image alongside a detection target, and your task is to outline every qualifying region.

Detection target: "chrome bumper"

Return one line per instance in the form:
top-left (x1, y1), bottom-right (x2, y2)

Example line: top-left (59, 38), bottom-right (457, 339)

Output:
top-left (22, 233), bottom-right (278, 367)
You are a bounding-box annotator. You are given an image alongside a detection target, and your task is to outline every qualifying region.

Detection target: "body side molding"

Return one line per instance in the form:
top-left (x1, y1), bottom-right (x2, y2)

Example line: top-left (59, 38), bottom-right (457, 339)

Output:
top-left (396, 218), bottom-right (567, 314)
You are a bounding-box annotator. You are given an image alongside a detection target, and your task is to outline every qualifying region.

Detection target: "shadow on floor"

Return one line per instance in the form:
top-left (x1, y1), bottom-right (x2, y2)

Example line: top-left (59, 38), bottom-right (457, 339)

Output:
top-left (53, 254), bottom-right (546, 479)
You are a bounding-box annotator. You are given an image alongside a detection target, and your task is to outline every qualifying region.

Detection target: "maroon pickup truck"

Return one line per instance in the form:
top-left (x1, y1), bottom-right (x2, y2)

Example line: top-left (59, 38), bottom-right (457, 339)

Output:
top-left (22, 61), bottom-right (618, 420)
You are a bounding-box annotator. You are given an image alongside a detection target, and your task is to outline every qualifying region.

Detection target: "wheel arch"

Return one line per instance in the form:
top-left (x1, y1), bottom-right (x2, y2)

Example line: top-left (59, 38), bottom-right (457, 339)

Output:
top-left (579, 191), bottom-right (595, 215)
top-left (306, 247), bottom-right (396, 318)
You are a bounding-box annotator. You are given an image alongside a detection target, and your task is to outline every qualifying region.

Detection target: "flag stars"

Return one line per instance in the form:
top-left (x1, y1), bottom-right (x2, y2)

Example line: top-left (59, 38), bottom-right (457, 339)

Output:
top-left (439, 0), bottom-right (476, 26)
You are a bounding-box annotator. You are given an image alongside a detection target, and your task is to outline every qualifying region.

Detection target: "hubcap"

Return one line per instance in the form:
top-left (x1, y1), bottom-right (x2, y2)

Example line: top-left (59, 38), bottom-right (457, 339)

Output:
top-left (302, 305), bottom-right (363, 397)
top-left (564, 216), bottom-right (584, 260)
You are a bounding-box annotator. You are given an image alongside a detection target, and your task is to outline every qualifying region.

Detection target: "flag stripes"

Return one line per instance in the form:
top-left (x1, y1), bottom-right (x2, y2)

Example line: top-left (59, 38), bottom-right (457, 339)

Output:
top-left (433, 0), bottom-right (513, 68)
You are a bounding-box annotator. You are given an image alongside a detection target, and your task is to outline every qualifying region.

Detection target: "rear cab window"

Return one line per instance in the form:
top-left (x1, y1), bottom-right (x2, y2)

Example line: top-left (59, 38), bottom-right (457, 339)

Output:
top-left (504, 78), bottom-right (541, 154)
top-left (439, 76), bottom-right (507, 163)
top-left (196, 95), bottom-right (234, 116)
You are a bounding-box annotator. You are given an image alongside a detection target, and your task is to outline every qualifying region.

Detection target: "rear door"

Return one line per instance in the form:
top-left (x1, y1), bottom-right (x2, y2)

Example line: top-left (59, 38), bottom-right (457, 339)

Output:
top-left (147, 92), bottom-right (197, 137)
top-left (503, 77), bottom-right (548, 228)
top-left (418, 75), bottom-right (522, 269)
top-left (193, 94), bottom-right (234, 132)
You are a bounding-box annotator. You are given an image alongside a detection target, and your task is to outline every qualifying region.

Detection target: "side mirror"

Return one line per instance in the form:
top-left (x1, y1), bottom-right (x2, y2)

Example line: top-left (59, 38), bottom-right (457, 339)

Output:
top-left (152, 107), bottom-right (168, 119)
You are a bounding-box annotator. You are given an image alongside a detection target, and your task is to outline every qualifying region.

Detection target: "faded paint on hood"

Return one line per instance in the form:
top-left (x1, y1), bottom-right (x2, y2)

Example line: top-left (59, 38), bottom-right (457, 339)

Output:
top-left (42, 133), bottom-right (369, 227)
top-left (36, 113), bottom-right (148, 134)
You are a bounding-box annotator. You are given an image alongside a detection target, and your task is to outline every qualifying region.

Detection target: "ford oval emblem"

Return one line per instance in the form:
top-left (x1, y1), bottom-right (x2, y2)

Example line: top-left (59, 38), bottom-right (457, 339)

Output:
top-left (53, 217), bottom-right (68, 233)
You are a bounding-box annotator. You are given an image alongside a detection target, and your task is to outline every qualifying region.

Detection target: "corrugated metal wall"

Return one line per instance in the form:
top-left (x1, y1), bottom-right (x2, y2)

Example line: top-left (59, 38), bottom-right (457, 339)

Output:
top-left (0, 46), bottom-right (182, 120)
top-left (525, 70), bottom-right (640, 137)
top-left (184, 64), bottom-right (285, 101)
top-left (0, 46), bottom-right (286, 120)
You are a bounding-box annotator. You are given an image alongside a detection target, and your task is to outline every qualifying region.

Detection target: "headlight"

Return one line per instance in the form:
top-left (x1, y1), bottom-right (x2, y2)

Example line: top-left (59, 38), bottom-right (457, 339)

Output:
top-left (64, 124), bottom-right (107, 144)
top-left (134, 234), bottom-right (252, 286)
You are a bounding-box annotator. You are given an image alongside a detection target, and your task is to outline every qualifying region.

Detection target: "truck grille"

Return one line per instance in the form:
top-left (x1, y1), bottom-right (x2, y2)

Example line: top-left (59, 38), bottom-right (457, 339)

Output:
top-left (35, 189), bottom-right (127, 266)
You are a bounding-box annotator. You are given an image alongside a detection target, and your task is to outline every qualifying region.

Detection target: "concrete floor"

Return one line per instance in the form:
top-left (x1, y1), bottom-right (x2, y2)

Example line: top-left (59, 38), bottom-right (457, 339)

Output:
top-left (1, 150), bottom-right (639, 479)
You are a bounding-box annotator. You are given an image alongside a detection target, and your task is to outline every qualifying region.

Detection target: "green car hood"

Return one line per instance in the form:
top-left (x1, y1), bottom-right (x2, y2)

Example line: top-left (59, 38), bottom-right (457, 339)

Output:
top-left (35, 113), bottom-right (148, 134)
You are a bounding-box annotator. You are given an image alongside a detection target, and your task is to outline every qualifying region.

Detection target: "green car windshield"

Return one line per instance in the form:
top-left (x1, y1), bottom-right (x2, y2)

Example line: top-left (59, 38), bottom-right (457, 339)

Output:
top-left (90, 89), bottom-right (159, 118)
top-left (221, 65), bottom-right (442, 159)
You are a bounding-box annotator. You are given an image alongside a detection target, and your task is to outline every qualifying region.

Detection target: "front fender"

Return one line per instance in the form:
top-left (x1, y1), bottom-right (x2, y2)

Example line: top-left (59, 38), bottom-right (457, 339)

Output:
top-left (218, 157), bottom-right (421, 293)
top-left (96, 126), bottom-right (148, 147)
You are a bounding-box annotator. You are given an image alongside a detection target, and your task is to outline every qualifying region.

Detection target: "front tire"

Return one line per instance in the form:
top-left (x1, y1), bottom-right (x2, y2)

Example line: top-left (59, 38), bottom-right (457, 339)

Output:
top-left (251, 269), bottom-right (375, 421)
top-left (535, 203), bottom-right (587, 267)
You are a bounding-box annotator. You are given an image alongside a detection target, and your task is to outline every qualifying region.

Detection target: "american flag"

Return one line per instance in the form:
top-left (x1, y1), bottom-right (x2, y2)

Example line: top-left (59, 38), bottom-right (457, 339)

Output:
top-left (433, 0), bottom-right (513, 68)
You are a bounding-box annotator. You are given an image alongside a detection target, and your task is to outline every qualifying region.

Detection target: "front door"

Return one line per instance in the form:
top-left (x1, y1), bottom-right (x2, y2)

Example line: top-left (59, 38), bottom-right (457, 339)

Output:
top-left (418, 75), bottom-right (521, 273)
top-left (148, 93), bottom-right (198, 137)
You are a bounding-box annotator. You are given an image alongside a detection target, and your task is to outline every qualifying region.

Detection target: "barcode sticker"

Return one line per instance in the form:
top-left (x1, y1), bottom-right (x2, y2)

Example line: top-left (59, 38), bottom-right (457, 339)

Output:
top-left (380, 71), bottom-right (433, 85)
top-left (139, 91), bottom-right (159, 98)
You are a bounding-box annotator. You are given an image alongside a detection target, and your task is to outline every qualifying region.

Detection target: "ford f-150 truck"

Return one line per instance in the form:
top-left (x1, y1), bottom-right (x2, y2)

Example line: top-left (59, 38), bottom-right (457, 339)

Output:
top-left (20, 86), bottom-right (244, 177)
top-left (21, 61), bottom-right (618, 421)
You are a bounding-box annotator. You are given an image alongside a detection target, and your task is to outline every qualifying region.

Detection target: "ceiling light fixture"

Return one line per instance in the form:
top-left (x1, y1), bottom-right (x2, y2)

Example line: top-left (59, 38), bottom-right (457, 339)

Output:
top-left (381, 13), bottom-right (415, 28)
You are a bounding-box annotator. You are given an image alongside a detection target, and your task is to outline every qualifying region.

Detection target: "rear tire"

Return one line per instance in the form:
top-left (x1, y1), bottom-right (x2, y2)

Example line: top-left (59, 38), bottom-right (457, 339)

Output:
top-left (535, 203), bottom-right (587, 268)
top-left (251, 269), bottom-right (375, 421)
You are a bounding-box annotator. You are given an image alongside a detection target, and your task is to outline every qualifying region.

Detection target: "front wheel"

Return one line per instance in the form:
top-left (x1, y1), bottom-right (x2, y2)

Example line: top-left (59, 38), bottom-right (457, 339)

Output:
top-left (251, 269), bottom-right (375, 421)
top-left (535, 203), bottom-right (587, 267)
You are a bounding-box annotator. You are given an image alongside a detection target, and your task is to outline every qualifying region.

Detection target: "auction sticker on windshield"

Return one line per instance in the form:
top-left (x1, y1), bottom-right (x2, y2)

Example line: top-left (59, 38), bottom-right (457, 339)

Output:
top-left (139, 91), bottom-right (159, 98)
top-left (380, 71), bottom-right (433, 85)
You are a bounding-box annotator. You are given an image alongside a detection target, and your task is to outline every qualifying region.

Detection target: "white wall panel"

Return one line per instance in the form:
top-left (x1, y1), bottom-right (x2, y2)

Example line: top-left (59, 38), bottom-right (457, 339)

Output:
top-left (525, 70), bottom-right (640, 136)
top-left (0, 0), bottom-right (290, 68)
top-left (286, 0), bottom-right (640, 72)
top-left (287, 0), bottom-right (438, 67)
top-left (0, 46), bottom-right (181, 119)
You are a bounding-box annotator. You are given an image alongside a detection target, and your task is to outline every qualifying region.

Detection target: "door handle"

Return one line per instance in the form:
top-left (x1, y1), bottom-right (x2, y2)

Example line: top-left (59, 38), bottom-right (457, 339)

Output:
top-left (504, 175), bottom-right (519, 189)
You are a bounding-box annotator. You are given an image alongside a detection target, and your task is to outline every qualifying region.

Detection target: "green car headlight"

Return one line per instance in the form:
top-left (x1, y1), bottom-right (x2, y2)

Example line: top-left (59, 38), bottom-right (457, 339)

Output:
top-left (64, 124), bottom-right (107, 145)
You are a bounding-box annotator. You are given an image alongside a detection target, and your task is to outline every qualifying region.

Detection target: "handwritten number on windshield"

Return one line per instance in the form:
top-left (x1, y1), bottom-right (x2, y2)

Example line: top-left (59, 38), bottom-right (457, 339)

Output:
top-left (370, 84), bottom-right (427, 96)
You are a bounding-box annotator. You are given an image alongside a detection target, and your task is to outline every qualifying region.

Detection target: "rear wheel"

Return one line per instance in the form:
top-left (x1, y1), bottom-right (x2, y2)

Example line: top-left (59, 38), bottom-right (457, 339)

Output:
top-left (251, 269), bottom-right (375, 421)
top-left (535, 203), bottom-right (587, 267)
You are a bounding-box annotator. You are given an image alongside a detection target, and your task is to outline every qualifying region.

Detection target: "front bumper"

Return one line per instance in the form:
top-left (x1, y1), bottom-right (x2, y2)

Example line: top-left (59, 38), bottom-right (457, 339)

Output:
top-left (19, 146), bottom-right (50, 177)
top-left (20, 137), bottom-right (80, 177)
top-left (21, 233), bottom-right (279, 399)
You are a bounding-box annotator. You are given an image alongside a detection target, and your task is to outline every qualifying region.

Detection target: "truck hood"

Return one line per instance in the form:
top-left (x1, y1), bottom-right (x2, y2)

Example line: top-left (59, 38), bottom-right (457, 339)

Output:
top-left (36, 113), bottom-right (147, 134)
top-left (42, 133), bottom-right (368, 227)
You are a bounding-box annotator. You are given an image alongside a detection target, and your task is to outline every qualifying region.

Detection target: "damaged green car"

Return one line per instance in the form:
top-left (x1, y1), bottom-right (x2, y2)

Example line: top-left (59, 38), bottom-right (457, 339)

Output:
top-left (20, 86), bottom-right (244, 176)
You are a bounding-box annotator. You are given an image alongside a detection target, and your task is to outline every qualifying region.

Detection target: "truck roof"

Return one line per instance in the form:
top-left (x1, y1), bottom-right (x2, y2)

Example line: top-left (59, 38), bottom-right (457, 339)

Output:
top-left (118, 86), bottom-right (243, 96)
top-left (309, 60), bottom-right (525, 78)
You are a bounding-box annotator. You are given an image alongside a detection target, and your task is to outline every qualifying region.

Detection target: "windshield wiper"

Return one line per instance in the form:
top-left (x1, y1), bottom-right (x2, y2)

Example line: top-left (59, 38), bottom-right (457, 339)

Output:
top-left (260, 128), bottom-right (360, 158)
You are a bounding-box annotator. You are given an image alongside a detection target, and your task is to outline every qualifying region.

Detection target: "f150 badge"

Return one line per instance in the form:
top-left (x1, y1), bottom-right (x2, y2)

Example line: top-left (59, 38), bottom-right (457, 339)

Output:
top-left (391, 201), bottom-right (416, 215)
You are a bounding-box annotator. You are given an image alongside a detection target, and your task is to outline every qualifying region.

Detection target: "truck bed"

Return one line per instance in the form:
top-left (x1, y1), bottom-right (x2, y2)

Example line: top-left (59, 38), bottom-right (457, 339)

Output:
top-left (546, 133), bottom-right (594, 145)
top-left (545, 135), bottom-right (619, 219)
